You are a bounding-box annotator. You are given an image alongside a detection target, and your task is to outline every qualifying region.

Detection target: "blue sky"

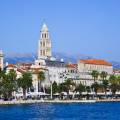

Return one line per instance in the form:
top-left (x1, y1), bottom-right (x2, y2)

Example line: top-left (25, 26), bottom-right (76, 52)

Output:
top-left (0, 0), bottom-right (120, 61)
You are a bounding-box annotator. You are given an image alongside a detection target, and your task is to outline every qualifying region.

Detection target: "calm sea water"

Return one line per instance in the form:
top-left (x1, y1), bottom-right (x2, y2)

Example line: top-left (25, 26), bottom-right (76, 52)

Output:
top-left (0, 102), bottom-right (120, 120)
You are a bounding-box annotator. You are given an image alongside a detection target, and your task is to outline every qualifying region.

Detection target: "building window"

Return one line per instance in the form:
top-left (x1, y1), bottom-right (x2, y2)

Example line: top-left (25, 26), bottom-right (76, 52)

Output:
top-left (43, 42), bottom-right (45, 47)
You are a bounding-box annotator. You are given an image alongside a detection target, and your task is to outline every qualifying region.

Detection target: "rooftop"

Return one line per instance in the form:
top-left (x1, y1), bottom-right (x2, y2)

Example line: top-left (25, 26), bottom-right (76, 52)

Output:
top-left (66, 64), bottom-right (77, 69)
top-left (79, 59), bottom-right (112, 66)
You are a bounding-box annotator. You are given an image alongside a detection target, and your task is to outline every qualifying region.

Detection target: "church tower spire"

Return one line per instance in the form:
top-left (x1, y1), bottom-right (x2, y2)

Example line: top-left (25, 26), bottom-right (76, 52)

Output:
top-left (38, 23), bottom-right (52, 59)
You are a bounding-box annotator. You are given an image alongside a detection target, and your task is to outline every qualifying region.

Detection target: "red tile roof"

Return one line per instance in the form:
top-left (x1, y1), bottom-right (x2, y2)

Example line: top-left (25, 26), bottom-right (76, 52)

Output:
top-left (66, 64), bottom-right (77, 68)
top-left (7, 64), bottom-right (15, 68)
top-left (79, 59), bottom-right (112, 66)
top-left (32, 68), bottom-right (48, 74)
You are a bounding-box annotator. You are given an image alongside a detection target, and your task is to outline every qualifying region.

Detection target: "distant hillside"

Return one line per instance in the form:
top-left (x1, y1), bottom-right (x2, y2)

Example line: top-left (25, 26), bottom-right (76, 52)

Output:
top-left (5, 53), bottom-right (37, 64)
top-left (4, 52), bottom-right (120, 69)
top-left (5, 52), bottom-right (93, 64)
top-left (110, 61), bottom-right (120, 69)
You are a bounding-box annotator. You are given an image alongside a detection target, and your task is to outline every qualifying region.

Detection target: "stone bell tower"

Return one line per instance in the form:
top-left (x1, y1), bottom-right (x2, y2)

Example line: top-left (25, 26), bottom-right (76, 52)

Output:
top-left (38, 23), bottom-right (52, 59)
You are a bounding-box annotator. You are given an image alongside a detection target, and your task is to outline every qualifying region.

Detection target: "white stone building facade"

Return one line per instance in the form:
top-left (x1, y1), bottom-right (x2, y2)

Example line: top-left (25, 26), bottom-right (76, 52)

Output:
top-left (74, 59), bottom-right (113, 86)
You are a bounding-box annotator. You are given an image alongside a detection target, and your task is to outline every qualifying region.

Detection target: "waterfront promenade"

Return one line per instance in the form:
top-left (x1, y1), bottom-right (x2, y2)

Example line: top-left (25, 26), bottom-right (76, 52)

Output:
top-left (1, 99), bottom-right (120, 105)
top-left (0, 99), bottom-right (96, 105)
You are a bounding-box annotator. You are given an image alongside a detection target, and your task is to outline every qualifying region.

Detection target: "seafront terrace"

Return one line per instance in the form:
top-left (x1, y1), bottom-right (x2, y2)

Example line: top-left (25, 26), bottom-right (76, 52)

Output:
top-left (0, 91), bottom-right (120, 105)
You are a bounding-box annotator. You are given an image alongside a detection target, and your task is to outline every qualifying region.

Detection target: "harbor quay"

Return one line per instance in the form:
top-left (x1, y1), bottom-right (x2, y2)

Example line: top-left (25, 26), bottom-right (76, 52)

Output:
top-left (1, 98), bottom-right (120, 105)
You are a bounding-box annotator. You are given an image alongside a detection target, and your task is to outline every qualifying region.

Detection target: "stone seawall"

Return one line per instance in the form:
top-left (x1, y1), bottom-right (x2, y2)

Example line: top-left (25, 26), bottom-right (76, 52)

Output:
top-left (0, 99), bottom-right (120, 105)
top-left (0, 100), bottom-right (96, 105)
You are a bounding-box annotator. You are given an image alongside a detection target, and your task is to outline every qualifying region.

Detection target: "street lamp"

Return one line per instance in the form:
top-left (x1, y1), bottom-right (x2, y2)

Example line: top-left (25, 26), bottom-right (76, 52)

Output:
top-left (50, 81), bottom-right (53, 99)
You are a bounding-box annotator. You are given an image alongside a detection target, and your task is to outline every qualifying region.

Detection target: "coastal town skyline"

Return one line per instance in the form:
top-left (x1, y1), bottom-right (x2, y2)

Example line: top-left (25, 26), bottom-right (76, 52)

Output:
top-left (1, 1), bottom-right (120, 120)
top-left (0, 0), bottom-right (120, 61)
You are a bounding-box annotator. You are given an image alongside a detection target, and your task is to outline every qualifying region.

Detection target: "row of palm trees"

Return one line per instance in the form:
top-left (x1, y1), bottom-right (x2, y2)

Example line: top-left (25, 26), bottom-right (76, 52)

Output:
top-left (91, 70), bottom-right (120, 97)
top-left (0, 68), bottom-right (45, 100)
top-left (1, 67), bottom-right (120, 100)
top-left (48, 70), bottom-right (120, 99)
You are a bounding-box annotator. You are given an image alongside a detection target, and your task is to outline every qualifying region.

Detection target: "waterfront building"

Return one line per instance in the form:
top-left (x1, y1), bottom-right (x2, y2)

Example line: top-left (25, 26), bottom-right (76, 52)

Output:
top-left (75, 59), bottom-right (113, 86)
top-left (65, 63), bottom-right (79, 79)
top-left (78, 59), bottom-right (113, 74)
top-left (5, 64), bottom-right (24, 79)
top-left (0, 50), bottom-right (4, 70)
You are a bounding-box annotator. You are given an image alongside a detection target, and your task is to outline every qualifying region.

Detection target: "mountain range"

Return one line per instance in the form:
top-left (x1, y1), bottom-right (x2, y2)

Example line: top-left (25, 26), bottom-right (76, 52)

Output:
top-left (4, 52), bottom-right (120, 69)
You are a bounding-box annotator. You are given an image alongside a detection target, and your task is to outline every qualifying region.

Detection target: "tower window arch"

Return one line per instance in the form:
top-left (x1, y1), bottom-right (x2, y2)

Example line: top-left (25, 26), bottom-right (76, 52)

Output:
top-left (40, 42), bottom-right (42, 47)
top-left (42, 33), bottom-right (44, 38)
top-left (43, 42), bottom-right (45, 47)
top-left (43, 50), bottom-right (45, 56)
top-left (45, 33), bottom-right (46, 38)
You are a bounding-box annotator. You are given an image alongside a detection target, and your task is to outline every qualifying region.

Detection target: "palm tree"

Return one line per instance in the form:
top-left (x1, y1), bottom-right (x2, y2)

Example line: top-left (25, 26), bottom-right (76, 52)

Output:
top-left (86, 86), bottom-right (91, 100)
top-left (17, 72), bottom-right (32, 99)
top-left (91, 70), bottom-right (99, 82)
top-left (64, 79), bottom-right (75, 93)
top-left (100, 71), bottom-right (108, 81)
top-left (91, 82), bottom-right (100, 96)
top-left (0, 69), bottom-right (17, 100)
top-left (117, 76), bottom-right (120, 89)
top-left (37, 71), bottom-right (45, 92)
top-left (91, 70), bottom-right (99, 97)
top-left (109, 75), bottom-right (118, 97)
top-left (100, 71), bottom-right (108, 96)
top-left (52, 81), bottom-right (58, 94)
top-left (76, 84), bottom-right (86, 99)
top-left (58, 79), bottom-right (75, 96)
top-left (6, 69), bottom-right (17, 99)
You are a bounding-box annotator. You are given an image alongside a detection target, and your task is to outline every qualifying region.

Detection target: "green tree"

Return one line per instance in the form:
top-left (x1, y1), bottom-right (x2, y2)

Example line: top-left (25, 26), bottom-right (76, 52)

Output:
top-left (117, 76), bottom-right (120, 90)
top-left (37, 71), bottom-right (45, 92)
top-left (58, 83), bottom-right (66, 93)
top-left (64, 79), bottom-right (75, 94)
top-left (100, 71), bottom-right (108, 96)
top-left (86, 86), bottom-right (91, 99)
top-left (52, 81), bottom-right (58, 94)
top-left (0, 68), bottom-right (5, 95)
top-left (100, 71), bottom-right (108, 80)
top-left (109, 75), bottom-right (118, 97)
top-left (75, 84), bottom-right (86, 99)
top-left (0, 68), bottom-right (6, 80)
top-left (86, 86), bottom-right (91, 93)
top-left (91, 82), bottom-right (100, 96)
top-left (17, 72), bottom-right (32, 99)
top-left (57, 79), bottom-right (75, 95)
top-left (0, 69), bottom-right (17, 100)
top-left (6, 69), bottom-right (17, 99)
top-left (91, 70), bottom-right (99, 82)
